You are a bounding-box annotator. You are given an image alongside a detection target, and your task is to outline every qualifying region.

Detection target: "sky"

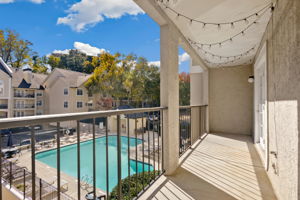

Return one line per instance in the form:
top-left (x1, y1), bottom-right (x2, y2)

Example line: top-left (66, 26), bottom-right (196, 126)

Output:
top-left (0, 0), bottom-right (190, 72)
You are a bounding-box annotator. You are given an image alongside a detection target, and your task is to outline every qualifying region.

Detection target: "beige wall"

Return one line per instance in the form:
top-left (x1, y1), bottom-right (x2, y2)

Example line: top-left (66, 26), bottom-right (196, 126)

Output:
top-left (209, 65), bottom-right (253, 135)
top-left (0, 70), bottom-right (11, 98)
top-left (255, 0), bottom-right (300, 199)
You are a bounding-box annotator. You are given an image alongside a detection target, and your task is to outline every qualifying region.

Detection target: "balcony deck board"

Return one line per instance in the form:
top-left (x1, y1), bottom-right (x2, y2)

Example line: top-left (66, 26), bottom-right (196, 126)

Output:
top-left (139, 133), bottom-right (277, 200)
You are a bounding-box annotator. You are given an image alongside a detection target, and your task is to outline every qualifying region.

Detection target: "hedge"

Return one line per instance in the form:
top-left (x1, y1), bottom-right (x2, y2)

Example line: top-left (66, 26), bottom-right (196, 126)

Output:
top-left (110, 170), bottom-right (160, 200)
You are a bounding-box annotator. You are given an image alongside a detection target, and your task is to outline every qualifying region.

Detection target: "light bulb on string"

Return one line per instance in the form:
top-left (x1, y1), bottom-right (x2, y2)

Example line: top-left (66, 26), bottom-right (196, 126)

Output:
top-left (176, 13), bottom-right (180, 19)
top-left (229, 38), bottom-right (233, 43)
top-left (217, 24), bottom-right (221, 30)
top-left (202, 23), bottom-right (206, 29)
top-left (231, 22), bottom-right (234, 29)
top-left (219, 43), bottom-right (222, 48)
top-left (241, 31), bottom-right (245, 36)
top-left (244, 18), bottom-right (249, 24)
top-left (208, 44), bottom-right (211, 49)
top-left (189, 19), bottom-right (193, 25)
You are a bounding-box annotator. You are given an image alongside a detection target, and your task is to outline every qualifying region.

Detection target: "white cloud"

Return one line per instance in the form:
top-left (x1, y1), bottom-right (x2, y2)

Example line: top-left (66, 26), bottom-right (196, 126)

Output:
top-left (29, 0), bottom-right (44, 3)
top-left (0, 0), bottom-right (44, 3)
top-left (52, 42), bottom-right (107, 56)
top-left (149, 53), bottom-right (190, 67)
top-left (148, 61), bottom-right (160, 67)
top-left (52, 49), bottom-right (71, 55)
top-left (179, 52), bottom-right (190, 64)
top-left (0, 0), bottom-right (15, 3)
top-left (74, 42), bottom-right (106, 56)
top-left (57, 0), bottom-right (144, 32)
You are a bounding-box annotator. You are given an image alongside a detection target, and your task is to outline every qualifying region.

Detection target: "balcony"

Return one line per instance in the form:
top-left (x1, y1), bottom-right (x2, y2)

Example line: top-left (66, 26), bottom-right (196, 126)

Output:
top-left (0, 105), bottom-right (278, 200)
top-left (0, 104), bottom-right (8, 109)
top-left (14, 94), bottom-right (35, 98)
top-left (14, 104), bottom-right (35, 109)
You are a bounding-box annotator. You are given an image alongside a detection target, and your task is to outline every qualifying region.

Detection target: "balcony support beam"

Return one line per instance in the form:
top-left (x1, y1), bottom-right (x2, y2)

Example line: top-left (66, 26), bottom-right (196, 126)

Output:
top-left (160, 24), bottom-right (179, 175)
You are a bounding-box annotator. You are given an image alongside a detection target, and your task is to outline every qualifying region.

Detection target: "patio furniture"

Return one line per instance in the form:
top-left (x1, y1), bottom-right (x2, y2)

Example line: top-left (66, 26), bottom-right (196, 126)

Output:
top-left (85, 192), bottom-right (106, 200)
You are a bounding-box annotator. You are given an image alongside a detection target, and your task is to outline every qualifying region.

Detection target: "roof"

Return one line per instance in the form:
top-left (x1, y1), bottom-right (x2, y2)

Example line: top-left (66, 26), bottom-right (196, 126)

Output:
top-left (47, 68), bottom-right (91, 88)
top-left (0, 57), bottom-right (13, 77)
top-left (12, 69), bottom-right (47, 89)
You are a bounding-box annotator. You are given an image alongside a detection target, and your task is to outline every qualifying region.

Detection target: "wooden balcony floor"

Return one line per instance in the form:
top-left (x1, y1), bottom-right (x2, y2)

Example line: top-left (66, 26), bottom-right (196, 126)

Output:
top-left (139, 133), bottom-right (277, 200)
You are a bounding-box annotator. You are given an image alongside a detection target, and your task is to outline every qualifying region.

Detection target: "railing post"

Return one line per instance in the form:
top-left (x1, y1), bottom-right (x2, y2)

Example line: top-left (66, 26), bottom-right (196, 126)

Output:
top-left (76, 121), bottom-right (81, 200)
top-left (0, 130), bottom-right (2, 200)
top-left (9, 162), bottom-right (12, 189)
top-left (30, 126), bottom-right (36, 200)
top-left (56, 122), bottom-right (61, 200)
top-left (23, 169), bottom-right (26, 199)
top-left (105, 117), bottom-right (110, 200)
top-left (116, 115), bottom-right (122, 200)
top-left (39, 178), bottom-right (42, 200)
top-left (92, 118), bottom-right (96, 200)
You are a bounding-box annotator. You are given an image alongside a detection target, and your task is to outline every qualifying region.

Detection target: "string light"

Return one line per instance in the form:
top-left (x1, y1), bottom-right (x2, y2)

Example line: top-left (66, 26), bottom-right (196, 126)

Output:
top-left (157, 0), bottom-right (272, 28)
top-left (188, 18), bottom-right (260, 47)
top-left (191, 44), bottom-right (256, 61)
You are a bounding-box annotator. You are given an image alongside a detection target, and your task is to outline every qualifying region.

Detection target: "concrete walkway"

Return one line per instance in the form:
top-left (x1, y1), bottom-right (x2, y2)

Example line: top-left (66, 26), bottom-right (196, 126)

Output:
top-left (139, 133), bottom-right (277, 200)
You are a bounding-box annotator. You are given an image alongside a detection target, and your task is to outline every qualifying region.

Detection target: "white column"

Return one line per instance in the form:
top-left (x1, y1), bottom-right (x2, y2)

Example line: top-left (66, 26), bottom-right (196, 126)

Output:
top-left (160, 25), bottom-right (179, 175)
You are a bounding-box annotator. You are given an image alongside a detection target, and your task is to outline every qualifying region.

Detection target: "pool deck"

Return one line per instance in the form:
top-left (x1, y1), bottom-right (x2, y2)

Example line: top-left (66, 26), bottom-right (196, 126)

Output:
top-left (15, 130), bottom-right (161, 199)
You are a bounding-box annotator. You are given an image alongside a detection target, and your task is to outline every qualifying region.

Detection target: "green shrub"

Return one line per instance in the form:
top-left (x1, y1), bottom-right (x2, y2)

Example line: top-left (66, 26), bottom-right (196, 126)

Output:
top-left (110, 171), bottom-right (160, 200)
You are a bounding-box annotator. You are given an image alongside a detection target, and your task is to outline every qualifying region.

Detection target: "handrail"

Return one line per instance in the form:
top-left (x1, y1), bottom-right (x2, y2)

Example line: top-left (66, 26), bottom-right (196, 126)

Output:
top-left (0, 107), bottom-right (167, 129)
top-left (179, 105), bottom-right (208, 109)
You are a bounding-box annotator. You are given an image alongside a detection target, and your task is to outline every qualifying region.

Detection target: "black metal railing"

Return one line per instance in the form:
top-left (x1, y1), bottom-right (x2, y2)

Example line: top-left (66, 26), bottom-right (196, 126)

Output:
top-left (0, 107), bottom-right (166, 200)
top-left (179, 105), bottom-right (207, 156)
top-left (0, 105), bottom-right (8, 109)
top-left (14, 104), bottom-right (35, 109)
top-left (14, 94), bottom-right (35, 98)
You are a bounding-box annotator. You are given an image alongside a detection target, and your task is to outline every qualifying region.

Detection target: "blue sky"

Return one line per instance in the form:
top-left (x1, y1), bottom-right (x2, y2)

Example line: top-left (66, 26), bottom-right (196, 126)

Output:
top-left (0, 0), bottom-right (190, 72)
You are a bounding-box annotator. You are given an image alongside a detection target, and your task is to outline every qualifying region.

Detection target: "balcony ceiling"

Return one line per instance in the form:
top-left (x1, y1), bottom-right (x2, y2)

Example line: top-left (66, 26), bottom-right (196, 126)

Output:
top-left (157, 0), bottom-right (273, 67)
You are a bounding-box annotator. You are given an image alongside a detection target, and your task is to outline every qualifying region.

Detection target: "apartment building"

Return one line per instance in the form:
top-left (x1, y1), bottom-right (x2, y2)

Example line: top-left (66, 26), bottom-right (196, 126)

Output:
top-left (43, 68), bottom-right (93, 115)
top-left (0, 58), bottom-right (13, 119)
top-left (12, 68), bottom-right (47, 118)
top-left (0, 59), bottom-right (95, 121)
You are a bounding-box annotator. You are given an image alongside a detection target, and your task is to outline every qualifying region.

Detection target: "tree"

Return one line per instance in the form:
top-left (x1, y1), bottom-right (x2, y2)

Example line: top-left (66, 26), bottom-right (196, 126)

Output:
top-left (0, 29), bottom-right (33, 68)
top-left (84, 52), bottom-right (122, 97)
top-left (31, 55), bottom-right (48, 74)
top-left (47, 55), bottom-right (61, 70)
top-left (179, 72), bottom-right (190, 105)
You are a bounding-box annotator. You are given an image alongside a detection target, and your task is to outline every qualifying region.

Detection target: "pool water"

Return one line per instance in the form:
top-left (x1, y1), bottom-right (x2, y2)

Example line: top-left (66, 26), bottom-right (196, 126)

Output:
top-left (36, 136), bottom-right (153, 192)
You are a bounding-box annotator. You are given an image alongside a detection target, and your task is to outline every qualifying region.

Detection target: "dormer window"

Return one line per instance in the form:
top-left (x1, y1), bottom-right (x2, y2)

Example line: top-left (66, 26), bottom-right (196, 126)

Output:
top-left (77, 88), bottom-right (83, 96)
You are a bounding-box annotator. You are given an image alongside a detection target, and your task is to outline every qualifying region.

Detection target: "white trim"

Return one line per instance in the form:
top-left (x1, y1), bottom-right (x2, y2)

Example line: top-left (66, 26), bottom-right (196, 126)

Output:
top-left (0, 57), bottom-right (13, 75)
top-left (254, 42), bottom-right (268, 169)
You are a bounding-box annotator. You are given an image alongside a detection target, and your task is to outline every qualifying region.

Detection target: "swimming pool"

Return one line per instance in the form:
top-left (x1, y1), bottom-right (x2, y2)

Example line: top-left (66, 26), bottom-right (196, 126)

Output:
top-left (36, 136), bottom-right (153, 192)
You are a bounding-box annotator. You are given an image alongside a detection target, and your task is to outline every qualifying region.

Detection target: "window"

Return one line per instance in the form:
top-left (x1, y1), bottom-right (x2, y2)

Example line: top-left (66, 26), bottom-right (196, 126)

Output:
top-left (0, 80), bottom-right (3, 96)
top-left (64, 88), bottom-right (68, 95)
top-left (77, 89), bottom-right (83, 96)
top-left (37, 100), bottom-right (43, 107)
top-left (37, 92), bottom-right (43, 97)
top-left (64, 101), bottom-right (68, 108)
top-left (37, 111), bottom-right (43, 115)
top-left (77, 102), bottom-right (83, 108)
top-left (88, 92), bottom-right (93, 97)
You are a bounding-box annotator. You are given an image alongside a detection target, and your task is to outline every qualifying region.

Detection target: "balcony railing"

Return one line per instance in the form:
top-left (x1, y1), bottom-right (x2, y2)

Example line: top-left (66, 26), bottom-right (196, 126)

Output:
top-left (0, 105), bottom-right (8, 109)
top-left (14, 104), bottom-right (35, 109)
top-left (14, 94), bottom-right (35, 98)
top-left (179, 105), bottom-right (207, 156)
top-left (0, 107), bottom-right (166, 200)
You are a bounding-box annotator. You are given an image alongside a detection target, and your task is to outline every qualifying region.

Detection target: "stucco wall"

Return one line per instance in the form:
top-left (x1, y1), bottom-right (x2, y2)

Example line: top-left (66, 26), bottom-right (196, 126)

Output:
top-left (209, 65), bottom-right (253, 135)
top-left (255, 0), bottom-right (300, 199)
